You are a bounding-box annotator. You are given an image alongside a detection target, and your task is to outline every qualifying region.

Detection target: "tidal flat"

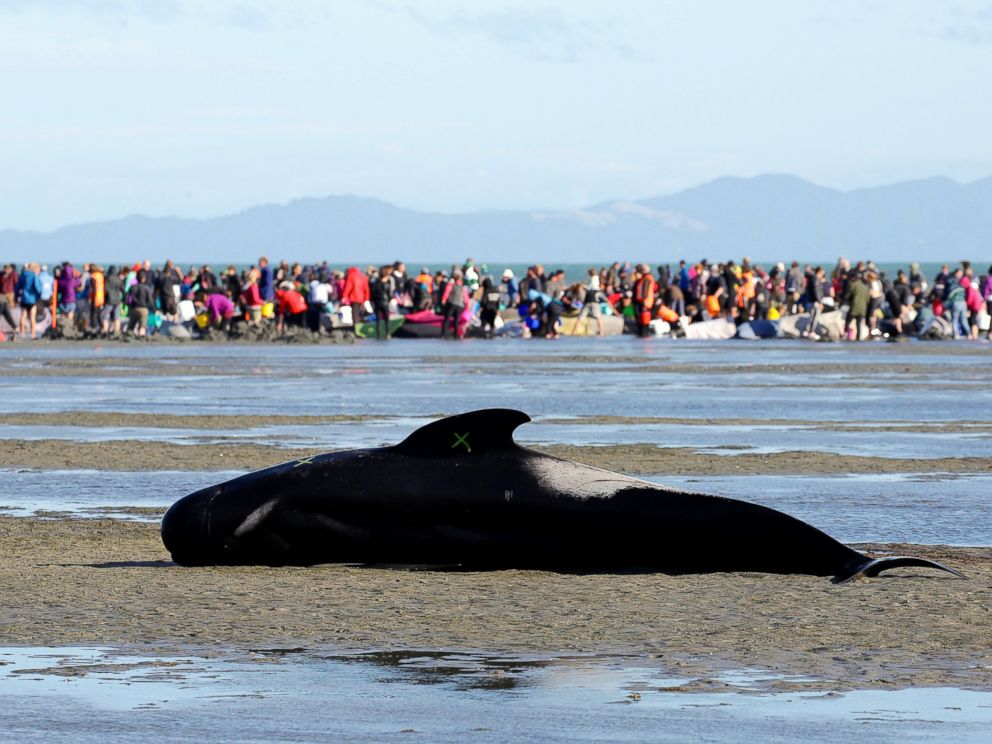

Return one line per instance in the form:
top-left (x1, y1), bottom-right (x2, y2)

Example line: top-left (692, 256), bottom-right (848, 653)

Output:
top-left (1, 516), bottom-right (989, 692)
top-left (1, 339), bottom-right (990, 740)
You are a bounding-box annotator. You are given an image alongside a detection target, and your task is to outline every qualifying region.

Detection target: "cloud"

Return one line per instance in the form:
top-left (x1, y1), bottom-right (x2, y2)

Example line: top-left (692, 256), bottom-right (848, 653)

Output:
top-left (223, 2), bottom-right (269, 29)
top-left (387, 3), bottom-right (623, 63)
top-left (929, 3), bottom-right (992, 45)
top-left (0, 0), bottom-right (181, 19)
top-left (0, 0), bottom-right (269, 29)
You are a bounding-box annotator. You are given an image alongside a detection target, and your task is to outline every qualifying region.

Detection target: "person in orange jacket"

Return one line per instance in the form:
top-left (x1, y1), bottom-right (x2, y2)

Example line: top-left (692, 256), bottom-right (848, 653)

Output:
top-left (632, 264), bottom-right (657, 337)
top-left (88, 265), bottom-right (105, 331)
top-left (413, 268), bottom-right (434, 311)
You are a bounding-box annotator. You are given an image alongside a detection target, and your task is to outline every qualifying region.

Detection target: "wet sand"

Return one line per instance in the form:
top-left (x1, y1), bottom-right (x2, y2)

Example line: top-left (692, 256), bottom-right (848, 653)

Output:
top-left (3, 410), bottom-right (992, 434)
top-left (1, 437), bottom-right (989, 475)
top-left (3, 350), bottom-right (991, 381)
top-left (0, 411), bottom-right (393, 429)
top-left (0, 516), bottom-right (988, 692)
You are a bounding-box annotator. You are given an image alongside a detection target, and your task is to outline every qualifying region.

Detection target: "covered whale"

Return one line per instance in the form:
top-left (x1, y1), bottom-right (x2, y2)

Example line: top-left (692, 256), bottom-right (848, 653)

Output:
top-left (161, 409), bottom-right (962, 583)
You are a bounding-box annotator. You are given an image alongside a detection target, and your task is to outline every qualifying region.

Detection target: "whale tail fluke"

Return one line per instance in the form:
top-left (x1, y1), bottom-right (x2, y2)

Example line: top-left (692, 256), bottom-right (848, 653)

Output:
top-left (833, 556), bottom-right (966, 584)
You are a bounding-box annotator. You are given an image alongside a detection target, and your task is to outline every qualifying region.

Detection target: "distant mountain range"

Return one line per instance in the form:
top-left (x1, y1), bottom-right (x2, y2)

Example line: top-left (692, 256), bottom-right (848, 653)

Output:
top-left (2, 174), bottom-right (990, 265)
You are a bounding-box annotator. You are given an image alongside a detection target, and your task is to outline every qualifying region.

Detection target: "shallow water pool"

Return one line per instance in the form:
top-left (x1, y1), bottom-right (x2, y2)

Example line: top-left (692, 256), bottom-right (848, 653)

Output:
top-left (1, 646), bottom-right (990, 743)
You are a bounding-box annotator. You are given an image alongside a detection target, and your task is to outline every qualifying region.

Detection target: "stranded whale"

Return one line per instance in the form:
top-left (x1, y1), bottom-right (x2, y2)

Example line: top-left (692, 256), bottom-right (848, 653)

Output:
top-left (161, 409), bottom-right (962, 583)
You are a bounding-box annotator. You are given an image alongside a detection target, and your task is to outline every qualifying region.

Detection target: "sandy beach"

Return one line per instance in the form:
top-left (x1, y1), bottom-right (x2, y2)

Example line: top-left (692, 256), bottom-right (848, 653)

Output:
top-left (1, 436), bottom-right (989, 475)
top-left (1, 515), bottom-right (988, 693)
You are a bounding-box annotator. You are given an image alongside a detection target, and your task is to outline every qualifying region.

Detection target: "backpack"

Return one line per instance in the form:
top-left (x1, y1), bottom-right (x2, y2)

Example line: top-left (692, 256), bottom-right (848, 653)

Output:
top-left (39, 273), bottom-right (54, 301)
top-left (480, 290), bottom-right (500, 312)
top-left (966, 284), bottom-right (982, 312)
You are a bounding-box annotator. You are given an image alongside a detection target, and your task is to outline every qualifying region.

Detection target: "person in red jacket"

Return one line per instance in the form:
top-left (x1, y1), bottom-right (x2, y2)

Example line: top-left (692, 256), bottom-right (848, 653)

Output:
top-left (340, 266), bottom-right (370, 332)
top-left (275, 281), bottom-right (307, 333)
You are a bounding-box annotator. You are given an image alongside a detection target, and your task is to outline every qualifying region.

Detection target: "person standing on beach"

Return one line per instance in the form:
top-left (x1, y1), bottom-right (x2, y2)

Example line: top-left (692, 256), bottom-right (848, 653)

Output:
top-left (75, 264), bottom-right (92, 331)
top-left (88, 265), bottom-right (105, 332)
top-left (102, 266), bottom-right (124, 336)
top-left (16, 263), bottom-right (43, 339)
top-left (803, 266), bottom-right (825, 339)
top-left (198, 265), bottom-right (218, 292)
top-left (440, 269), bottom-right (468, 339)
top-left (37, 265), bottom-right (54, 321)
top-left (704, 265), bottom-right (726, 319)
top-left (1, 264), bottom-right (17, 308)
top-left (478, 276), bottom-right (501, 338)
top-left (492, 269), bottom-right (512, 310)
top-left (391, 261), bottom-right (411, 309)
top-left (517, 266), bottom-right (540, 308)
top-left (866, 270), bottom-right (884, 334)
top-left (56, 261), bottom-right (80, 323)
top-left (545, 269), bottom-right (567, 301)
top-left (909, 262), bottom-right (928, 295)
top-left (785, 261), bottom-right (803, 314)
top-left (370, 265), bottom-right (395, 339)
top-left (223, 266), bottom-right (242, 300)
top-left (241, 270), bottom-right (264, 325)
top-left (156, 260), bottom-right (182, 322)
top-left (307, 271), bottom-right (333, 332)
top-left (0, 287), bottom-right (16, 335)
top-left (843, 271), bottom-right (869, 341)
top-left (632, 264), bottom-right (656, 338)
top-left (962, 276), bottom-right (983, 340)
top-left (945, 269), bottom-right (968, 339)
top-left (126, 269), bottom-right (155, 337)
top-left (885, 278), bottom-right (909, 337)
top-left (258, 257), bottom-right (274, 303)
top-left (723, 261), bottom-right (741, 318)
top-left (577, 267), bottom-right (606, 336)
top-left (341, 266), bottom-right (370, 333)
top-left (983, 268), bottom-right (992, 340)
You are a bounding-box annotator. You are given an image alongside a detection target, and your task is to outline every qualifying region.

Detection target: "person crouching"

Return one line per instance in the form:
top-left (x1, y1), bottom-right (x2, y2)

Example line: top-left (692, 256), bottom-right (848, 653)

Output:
top-left (275, 281), bottom-right (308, 333)
top-left (194, 289), bottom-right (236, 333)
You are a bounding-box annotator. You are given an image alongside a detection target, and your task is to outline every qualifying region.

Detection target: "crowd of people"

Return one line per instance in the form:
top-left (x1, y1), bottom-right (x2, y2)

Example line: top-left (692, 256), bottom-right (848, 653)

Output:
top-left (1, 256), bottom-right (990, 341)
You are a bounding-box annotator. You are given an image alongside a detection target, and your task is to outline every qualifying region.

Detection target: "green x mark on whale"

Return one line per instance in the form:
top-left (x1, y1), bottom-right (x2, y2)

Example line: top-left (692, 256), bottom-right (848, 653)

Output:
top-left (452, 432), bottom-right (471, 453)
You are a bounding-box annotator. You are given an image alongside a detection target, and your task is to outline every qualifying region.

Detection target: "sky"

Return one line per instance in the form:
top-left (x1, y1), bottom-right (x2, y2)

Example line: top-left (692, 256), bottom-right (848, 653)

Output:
top-left (1, 0), bottom-right (991, 231)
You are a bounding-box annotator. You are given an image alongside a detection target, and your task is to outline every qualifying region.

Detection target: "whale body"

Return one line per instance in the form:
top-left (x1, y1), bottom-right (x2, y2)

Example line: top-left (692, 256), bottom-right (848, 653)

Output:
top-left (161, 409), bottom-right (962, 583)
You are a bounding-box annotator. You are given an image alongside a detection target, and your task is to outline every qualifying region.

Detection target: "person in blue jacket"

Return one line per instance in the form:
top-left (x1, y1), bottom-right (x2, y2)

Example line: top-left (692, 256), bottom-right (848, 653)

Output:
top-left (258, 256), bottom-right (275, 302)
top-left (16, 262), bottom-right (43, 339)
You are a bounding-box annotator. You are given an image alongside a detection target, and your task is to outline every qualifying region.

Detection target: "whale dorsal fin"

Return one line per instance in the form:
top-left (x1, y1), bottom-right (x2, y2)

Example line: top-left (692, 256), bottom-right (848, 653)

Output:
top-left (394, 409), bottom-right (531, 458)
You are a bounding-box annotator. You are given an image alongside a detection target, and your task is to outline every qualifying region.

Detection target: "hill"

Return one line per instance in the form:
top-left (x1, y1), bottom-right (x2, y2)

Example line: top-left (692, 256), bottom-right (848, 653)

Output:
top-left (2, 174), bottom-right (990, 264)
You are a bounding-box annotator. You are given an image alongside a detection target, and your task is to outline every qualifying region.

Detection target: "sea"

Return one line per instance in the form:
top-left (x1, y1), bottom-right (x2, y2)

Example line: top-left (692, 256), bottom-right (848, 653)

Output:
top-left (192, 261), bottom-right (956, 284)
